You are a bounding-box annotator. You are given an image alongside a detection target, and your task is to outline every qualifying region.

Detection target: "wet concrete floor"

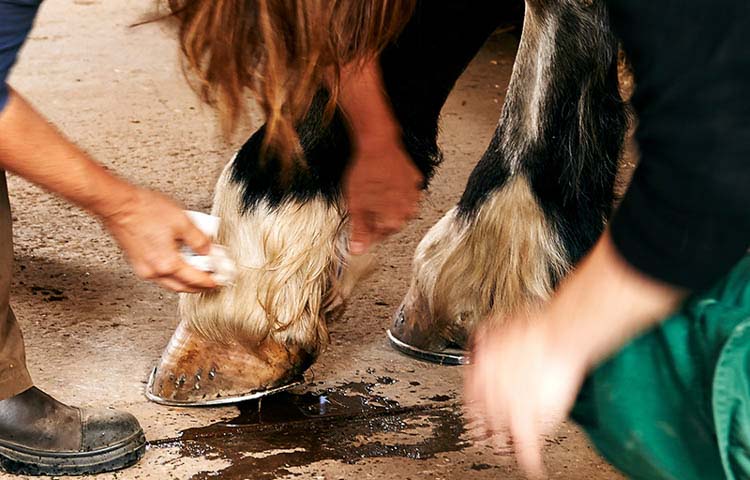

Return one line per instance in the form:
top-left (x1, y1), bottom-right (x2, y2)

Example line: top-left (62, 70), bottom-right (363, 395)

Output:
top-left (152, 381), bottom-right (467, 480)
top-left (5, 1), bottom-right (625, 479)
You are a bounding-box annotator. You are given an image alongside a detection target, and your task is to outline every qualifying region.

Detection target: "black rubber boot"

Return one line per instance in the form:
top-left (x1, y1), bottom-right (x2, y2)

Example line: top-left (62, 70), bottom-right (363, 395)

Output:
top-left (0, 387), bottom-right (146, 476)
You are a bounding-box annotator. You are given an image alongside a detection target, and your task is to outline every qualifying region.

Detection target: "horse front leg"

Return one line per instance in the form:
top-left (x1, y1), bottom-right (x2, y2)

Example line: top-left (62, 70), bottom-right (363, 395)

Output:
top-left (147, 0), bottom-right (511, 405)
top-left (392, 0), bottom-right (629, 361)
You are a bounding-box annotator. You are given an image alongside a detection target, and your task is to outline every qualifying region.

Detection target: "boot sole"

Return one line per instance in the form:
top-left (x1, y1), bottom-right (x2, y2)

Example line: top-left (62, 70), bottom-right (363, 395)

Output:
top-left (0, 430), bottom-right (146, 476)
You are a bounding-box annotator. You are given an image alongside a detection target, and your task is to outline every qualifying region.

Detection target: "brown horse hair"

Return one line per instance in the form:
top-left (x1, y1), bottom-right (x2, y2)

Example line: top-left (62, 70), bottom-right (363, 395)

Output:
top-left (163, 0), bottom-right (416, 165)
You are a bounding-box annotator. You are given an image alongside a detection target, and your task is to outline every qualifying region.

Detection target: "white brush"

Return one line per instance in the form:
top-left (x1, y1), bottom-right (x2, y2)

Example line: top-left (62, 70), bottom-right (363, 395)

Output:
top-left (182, 211), bottom-right (238, 287)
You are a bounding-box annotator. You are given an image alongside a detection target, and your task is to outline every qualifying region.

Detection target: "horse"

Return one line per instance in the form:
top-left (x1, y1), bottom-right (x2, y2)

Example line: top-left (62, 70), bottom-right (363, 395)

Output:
top-left (146, 0), bottom-right (628, 405)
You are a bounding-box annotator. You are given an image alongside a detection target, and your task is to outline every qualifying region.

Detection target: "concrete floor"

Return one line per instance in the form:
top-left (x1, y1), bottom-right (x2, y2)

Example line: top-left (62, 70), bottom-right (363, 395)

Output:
top-left (5, 1), bottom-right (624, 479)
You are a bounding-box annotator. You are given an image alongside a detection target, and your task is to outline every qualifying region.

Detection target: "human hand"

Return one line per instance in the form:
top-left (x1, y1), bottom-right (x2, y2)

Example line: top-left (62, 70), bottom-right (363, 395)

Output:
top-left (464, 231), bottom-right (685, 478)
top-left (465, 318), bottom-right (587, 478)
top-left (343, 139), bottom-right (423, 254)
top-left (100, 187), bottom-right (218, 293)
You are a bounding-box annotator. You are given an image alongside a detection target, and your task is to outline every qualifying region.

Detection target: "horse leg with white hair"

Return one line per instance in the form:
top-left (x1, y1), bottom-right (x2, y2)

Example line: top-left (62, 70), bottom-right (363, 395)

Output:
top-left (147, 0), bottom-right (517, 405)
top-left (390, 0), bottom-right (629, 364)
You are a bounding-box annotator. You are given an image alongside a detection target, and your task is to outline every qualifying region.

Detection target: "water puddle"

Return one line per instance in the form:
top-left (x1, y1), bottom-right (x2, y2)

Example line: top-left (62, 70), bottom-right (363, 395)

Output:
top-left (149, 382), bottom-right (467, 480)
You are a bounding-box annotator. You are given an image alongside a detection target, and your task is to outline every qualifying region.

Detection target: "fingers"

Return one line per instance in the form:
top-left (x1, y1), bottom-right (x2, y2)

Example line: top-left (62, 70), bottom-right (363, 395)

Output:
top-left (343, 144), bottom-right (423, 254)
top-left (349, 209), bottom-right (374, 255)
top-left (348, 193), bottom-right (422, 254)
top-left (348, 213), bottom-right (404, 254)
top-left (142, 261), bottom-right (217, 293)
top-left (510, 401), bottom-right (545, 479)
top-left (134, 260), bottom-right (200, 293)
top-left (153, 276), bottom-right (200, 294)
top-left (169, 261), bottom-right (218, 291)
top-left (103, 188), bottom-right (222, 293)
top-left (464, 329), bottom-right (486, 430)
top-left (466, 325), bottom-right (546, 479)
top-left (180, 216), bottom-right (212, 255)
top-left (133, 251), bottom-right (217, 292)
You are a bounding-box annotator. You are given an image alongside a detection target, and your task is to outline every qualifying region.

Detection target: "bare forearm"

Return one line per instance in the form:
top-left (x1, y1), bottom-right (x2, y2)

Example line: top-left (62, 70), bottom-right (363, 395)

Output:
top-left (0, 89), bottom-right (135, 218)
top-left (547, 230), bottom-right (687, 368)
top-left (0, 89), bottom-right (217, 292)
top-left (338, 61), bottom-right (400, 147)
top-left (336, 59), bottom-right (424, 253)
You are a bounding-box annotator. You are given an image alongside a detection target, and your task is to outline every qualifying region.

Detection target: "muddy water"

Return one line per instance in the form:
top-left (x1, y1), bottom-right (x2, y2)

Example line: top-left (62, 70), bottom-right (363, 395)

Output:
top-left (149, 382), bottom-right (468, 479)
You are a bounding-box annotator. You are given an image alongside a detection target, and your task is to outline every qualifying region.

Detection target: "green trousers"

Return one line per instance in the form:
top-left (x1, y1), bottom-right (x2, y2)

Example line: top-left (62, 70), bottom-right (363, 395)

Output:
top-left (572, 255), bottom-right (750, 480)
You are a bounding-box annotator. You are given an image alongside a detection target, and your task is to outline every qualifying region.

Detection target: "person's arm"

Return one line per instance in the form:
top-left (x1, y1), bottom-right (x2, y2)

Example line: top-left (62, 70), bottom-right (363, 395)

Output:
top-left (0, 1), bottom-right (215, 292)
top-left (466, 3), bottom-right (750, 476)
top-left (338, 60), bottom-right (423, 254)
top-left (466, 230), bottom-right (685, 478)
top-left (606, 0), bottom-right (750, 290)
top-left (0, 90), bottom-right (217, 292)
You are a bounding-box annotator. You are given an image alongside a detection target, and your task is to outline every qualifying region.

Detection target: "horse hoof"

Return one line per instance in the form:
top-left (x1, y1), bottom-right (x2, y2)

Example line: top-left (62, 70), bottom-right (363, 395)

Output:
top-left (146, 321), bottom-right (310, 406)
top-left (387, 303), bottom-right (469, 366)
top-left (387, 329), bottom-right (469, 366)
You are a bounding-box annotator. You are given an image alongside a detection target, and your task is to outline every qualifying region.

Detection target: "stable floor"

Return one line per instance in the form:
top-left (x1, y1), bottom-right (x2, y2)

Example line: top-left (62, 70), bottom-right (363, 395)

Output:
top-left (5, 1), bottom-right (623, 479)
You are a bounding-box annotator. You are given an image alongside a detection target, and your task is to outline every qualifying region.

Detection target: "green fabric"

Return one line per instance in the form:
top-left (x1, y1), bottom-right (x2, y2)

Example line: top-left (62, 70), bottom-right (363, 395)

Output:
top-left (572, 255), bottom-right (750, 480)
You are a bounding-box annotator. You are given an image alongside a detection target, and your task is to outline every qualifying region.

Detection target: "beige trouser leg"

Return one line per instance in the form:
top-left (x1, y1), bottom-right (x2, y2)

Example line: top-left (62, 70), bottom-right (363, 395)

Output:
top-left (0, 171), bottom-right (33, 399)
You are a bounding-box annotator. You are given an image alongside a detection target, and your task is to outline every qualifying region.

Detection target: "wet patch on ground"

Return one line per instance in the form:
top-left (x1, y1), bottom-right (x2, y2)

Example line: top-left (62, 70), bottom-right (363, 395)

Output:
top-left (29, 285), bottom-right (68, 302)
top-left (427, 394), bottom-right (452, 402)
top-left (149, 382), bottom-right (468, 480)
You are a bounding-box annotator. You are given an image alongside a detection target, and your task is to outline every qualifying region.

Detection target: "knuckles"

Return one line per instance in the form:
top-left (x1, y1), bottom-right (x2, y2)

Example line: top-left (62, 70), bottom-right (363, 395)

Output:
top-left (153, 258), bottom-right (180, 276)
top-left (133, 263), bottom-right (155, 280)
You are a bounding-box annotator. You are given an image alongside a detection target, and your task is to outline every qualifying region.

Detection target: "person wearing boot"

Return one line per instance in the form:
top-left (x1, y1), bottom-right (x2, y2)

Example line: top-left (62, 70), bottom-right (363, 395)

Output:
top-left (0, 0), bottom-right (222, 475)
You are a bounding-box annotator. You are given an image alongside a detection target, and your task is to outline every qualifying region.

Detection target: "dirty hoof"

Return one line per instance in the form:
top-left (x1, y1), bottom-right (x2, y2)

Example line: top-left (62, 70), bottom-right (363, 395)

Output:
top-left (387, 304), bottom-right (469, 366)
top-left (146, 322), bottom-right (309, 406)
